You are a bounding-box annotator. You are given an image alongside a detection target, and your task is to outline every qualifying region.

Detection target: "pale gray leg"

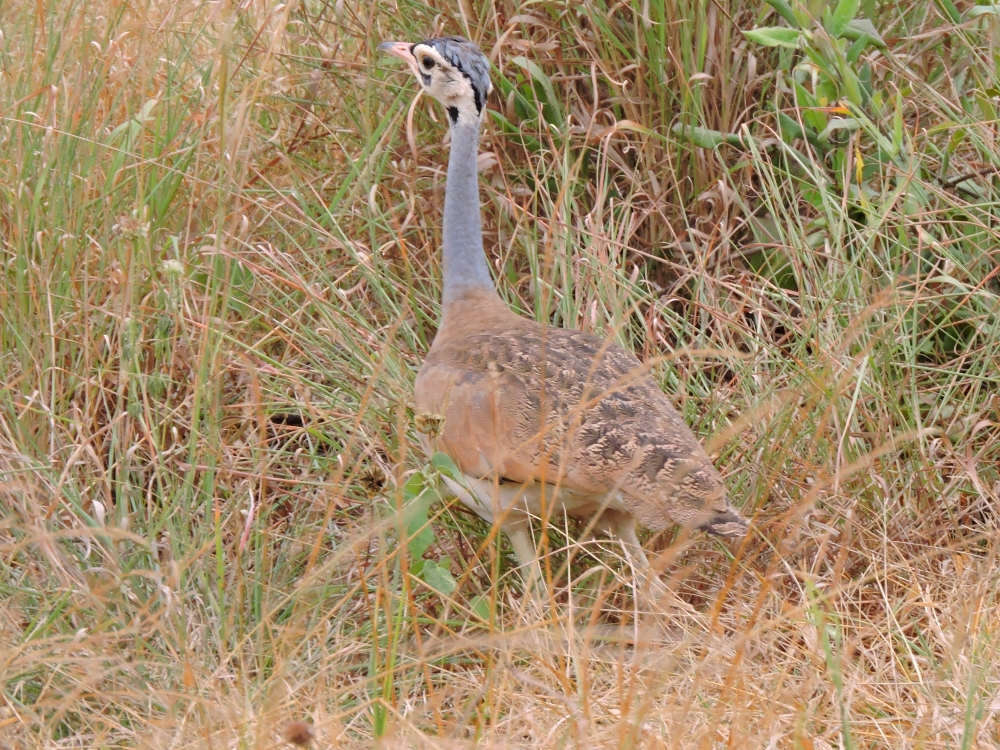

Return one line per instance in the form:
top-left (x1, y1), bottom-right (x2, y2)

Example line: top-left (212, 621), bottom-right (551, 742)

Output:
top-left (590, 509), bottom-right (672, 608)
top-left (501, 515), bottom-right (544, 593)
top-left (590, 510), bottom-right (649, 567)
top-left (448, 473), bottom-right (546, 596)
top-left (610, 513), bottom-right (650, 570)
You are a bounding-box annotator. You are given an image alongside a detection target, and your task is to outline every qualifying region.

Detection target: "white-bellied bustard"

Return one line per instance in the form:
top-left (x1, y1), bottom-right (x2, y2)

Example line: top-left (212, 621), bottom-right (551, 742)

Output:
top-left (379, 36), bottom-right (747, 592)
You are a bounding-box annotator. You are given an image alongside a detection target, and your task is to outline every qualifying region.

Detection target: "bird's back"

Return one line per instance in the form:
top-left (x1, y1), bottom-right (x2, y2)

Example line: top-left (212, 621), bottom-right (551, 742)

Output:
top-left (415, 292), bottom-right (747, 536)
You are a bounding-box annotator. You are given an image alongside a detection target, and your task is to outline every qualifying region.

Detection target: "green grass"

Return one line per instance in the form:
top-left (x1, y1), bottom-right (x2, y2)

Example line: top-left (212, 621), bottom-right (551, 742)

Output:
top-left (1, 0), bottom-right (999, 747)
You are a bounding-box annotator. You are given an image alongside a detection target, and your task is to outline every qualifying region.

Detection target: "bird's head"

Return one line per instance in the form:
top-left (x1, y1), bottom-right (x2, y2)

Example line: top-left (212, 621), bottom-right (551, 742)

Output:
top-left (377, 36), bottom-right (492, 128)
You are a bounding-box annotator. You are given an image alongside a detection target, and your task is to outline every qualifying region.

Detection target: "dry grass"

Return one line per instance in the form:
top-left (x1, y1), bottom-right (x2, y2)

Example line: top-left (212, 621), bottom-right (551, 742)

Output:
top-left (1, 0), bottom-right (999, 747)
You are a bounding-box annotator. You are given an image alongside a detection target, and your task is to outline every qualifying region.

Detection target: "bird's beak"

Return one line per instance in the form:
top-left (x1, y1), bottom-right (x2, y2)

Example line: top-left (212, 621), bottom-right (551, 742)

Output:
top-left (377, 41), bottom-right (420, 77)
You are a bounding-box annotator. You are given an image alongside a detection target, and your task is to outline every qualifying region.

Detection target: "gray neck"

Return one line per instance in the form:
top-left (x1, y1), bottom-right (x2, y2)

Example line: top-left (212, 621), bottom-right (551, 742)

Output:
top-left (441, 116), bottom-right (496, 305)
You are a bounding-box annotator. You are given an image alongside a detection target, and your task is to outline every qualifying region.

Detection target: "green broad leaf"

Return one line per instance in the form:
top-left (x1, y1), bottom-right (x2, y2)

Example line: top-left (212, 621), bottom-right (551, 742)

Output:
top-left (802, 47), bottom-right (839, 86)
top-left (803, 107), bottom-right (828, 134)
top-left (108, 98), bottom-right (159, 141)
top-left (843, 18), bottom-right (885, 47)
top-left (976, 93), bottom-right (997, 122)
top-left (967, 4), bottom-right (1000, 17)
top-left (509, 56), bottom-right (564, 128)
top-left (488, 109), bottom-right (544, 153)
top-left (672, 123), bottom-right (754, 149)
top-left (817, 117), bottom-right (861, 145)
top-left (743, 26), bottom-right (801, 48)
top-left (778, 112), bottom-right (821, 148)
top-left (946, 127), bottom-right (966, 162)
top-left (105, 99), bottom-right (160, 193)
top-left (419, 560), bottom-right (456, 597)
top-left (402, 472), bottom-right (426, 501)
top-left (764, 0), bottom-right (799, 27)
top-left (846, 34), bottom-right (869, 63)
top-left (793, 80), bottom-right (820, 108)
top-left (405, 505), bottom-right (435, 559)
top-left (934, 0), bottom-right (961, 22)
top-left (836, 58), bottom-right (864, 107)
top-left (431, 452), bottom-right (463, 481)
top-left (777, 112), bottom-right (805, 142)
top-left (829, 0), bottom-right (860, 37)
top-left (491, 65), bottom-right (539, 125)
top-left (744, 248), bottom-right (798, 291)
top-left (673, 124), bottom-right (725, 148)
top-left (401, 471), bottom-right (436, 558)
top-left (802, 186), bottom-right (824, 210)
top-left (469, 595), bottom-right (491, 622)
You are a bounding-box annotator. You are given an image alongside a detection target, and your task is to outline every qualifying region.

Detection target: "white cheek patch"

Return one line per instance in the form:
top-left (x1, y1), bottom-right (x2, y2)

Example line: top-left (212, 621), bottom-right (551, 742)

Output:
top-left (412, 43), bottom-right (486, 126)
top-left (442, 71), bottom-right (471, 101)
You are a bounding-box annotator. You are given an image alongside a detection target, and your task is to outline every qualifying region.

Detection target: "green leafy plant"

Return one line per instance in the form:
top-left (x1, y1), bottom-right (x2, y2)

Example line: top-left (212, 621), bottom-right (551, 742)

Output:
top-left (491, 56), bottom-right (565, 153)
top-left (752, 0), bottom-right (886, 144)
top-left (396, 453), bottom-right (463, 598)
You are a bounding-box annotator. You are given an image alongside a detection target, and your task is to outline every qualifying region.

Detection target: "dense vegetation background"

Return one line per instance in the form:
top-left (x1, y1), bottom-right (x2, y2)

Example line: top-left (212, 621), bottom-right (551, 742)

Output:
top-left (1, 0), bottom-right (998, 746)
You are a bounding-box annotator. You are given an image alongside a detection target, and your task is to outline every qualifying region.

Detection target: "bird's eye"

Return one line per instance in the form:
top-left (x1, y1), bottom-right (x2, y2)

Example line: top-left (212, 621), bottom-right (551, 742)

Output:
top-left (421, 56), bottom-right (435, 70)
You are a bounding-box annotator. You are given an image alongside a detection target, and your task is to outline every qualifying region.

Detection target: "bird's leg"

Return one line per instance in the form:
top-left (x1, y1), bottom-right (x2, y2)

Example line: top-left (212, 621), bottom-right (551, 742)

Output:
top-left (589, 510), bottom-right (647, 565)
top-left (501, 514), bottom-right (545, 595)
top-left (608, 513), bottom-right (650, 569)
top-left (591, 510), bottom-right (673, 608)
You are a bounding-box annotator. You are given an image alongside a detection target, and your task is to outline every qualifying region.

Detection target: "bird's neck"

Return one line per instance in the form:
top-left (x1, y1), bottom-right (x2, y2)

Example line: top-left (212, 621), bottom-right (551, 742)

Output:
top-left (441, 117), bottom-right (496, 306)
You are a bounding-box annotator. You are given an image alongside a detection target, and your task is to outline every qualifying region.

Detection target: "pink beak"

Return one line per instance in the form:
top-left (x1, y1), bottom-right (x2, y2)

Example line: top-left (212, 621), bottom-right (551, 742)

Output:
top-left (377, 41), bottom-right (420, 77)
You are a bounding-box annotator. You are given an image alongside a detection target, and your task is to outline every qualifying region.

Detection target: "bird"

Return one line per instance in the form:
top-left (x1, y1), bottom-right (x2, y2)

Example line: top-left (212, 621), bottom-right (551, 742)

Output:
top-left (378, 36), bottom-right (748, 590)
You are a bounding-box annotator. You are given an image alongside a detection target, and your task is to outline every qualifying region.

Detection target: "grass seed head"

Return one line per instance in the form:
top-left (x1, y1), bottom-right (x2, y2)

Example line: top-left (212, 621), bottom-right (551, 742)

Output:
top-left (283, 720), bottom-right (315, 746)
top-left (358, 463), bottom-right (388, 497)
top-left (414, 411), bottom-right (445, 437)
